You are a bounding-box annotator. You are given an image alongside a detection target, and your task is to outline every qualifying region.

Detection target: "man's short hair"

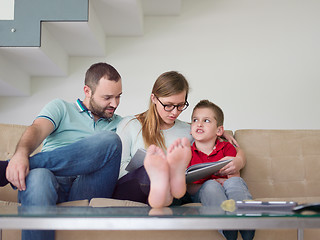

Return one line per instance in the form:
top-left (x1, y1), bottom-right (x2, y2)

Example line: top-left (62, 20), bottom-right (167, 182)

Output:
top-left (85, 62), bottom-right (121, 93)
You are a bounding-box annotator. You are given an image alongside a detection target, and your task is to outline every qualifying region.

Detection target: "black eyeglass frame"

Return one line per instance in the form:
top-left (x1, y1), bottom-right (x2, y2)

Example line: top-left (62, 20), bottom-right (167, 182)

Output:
top-left (154, 95), bottom-right (189, 112)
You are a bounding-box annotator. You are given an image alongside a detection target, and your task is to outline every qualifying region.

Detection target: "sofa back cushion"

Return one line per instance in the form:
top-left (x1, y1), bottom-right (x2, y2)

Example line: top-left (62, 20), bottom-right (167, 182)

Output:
top-left (235, 129), bottom-right (320, 200)
top-left (0, 124), bottom-right (42, 202)
top-left (0, 124), bottom-right (27, 160)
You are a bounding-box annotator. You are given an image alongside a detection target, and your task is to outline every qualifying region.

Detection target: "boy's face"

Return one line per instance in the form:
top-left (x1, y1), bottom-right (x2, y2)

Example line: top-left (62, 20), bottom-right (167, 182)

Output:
top-left (191, 107), bottom-right (223, 143)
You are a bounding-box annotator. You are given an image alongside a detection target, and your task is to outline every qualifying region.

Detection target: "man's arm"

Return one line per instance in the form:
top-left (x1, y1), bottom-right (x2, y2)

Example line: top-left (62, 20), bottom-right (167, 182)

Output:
top-left (6, 118), bottom-right (54, 191)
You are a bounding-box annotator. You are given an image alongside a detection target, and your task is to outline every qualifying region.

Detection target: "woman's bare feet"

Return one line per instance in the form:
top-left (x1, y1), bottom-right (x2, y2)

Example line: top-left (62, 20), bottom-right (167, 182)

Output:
top-left (167, 137), bottom-right (192, 199)
top-left (144, 145), bottom-right (173, 208)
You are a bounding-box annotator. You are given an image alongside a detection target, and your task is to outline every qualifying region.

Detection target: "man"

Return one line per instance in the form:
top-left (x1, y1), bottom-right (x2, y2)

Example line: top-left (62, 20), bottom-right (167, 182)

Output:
top-left (0, 62), bottom-right (123, 240)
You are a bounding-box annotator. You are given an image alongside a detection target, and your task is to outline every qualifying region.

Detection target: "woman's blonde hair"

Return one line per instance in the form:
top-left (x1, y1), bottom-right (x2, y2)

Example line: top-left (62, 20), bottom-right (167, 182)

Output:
top-left (136, 71), bottom-right (189, 149)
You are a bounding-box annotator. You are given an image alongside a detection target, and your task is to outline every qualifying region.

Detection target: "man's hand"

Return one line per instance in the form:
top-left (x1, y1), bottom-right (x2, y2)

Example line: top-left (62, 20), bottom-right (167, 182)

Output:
top-left (6, 153), bottom-right (30, 191)
top-left (5, 118), bottom-right (54, 191)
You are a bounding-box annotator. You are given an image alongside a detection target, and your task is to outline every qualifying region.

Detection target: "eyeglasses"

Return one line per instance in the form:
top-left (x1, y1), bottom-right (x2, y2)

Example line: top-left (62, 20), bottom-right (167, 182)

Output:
top-left (154, 95), bottom-right (189, 112)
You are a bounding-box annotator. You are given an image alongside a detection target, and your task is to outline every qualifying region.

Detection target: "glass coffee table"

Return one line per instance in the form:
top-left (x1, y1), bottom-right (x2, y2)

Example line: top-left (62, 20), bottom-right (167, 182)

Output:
top-left (0, 205), bottom-right (320, 240)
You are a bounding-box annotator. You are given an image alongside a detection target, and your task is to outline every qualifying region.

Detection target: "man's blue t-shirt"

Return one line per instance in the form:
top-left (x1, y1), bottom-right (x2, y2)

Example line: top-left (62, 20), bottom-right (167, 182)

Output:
top-left (37, 98), bottom-right (122, 152)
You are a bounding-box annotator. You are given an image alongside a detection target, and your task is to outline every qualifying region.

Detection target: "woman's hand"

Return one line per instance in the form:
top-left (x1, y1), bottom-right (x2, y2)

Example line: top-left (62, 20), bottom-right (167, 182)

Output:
top-left (222, 132), bottom-right (239, 147)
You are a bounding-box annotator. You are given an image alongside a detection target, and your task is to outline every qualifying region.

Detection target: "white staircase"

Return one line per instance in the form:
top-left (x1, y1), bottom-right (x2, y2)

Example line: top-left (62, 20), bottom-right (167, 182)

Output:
top-left (0, 0), bottom-right (181, 96)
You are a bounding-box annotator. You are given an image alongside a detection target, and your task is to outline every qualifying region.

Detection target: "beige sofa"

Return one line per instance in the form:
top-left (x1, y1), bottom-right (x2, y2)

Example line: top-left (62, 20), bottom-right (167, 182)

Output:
top-left (1, 123), bottom-right (320, 240)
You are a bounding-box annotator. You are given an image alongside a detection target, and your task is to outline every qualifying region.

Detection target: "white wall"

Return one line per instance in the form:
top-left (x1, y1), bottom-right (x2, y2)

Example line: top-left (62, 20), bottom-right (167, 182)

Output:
top-left (0, 0), bottom-right (14, 20)
top-left (1, 0), bottom-right (320, 131)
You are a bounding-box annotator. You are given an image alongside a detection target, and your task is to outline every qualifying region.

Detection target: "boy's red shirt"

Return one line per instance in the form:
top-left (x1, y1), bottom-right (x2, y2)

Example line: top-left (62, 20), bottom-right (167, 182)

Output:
top-left (189, 138), bottom-right (237, 184)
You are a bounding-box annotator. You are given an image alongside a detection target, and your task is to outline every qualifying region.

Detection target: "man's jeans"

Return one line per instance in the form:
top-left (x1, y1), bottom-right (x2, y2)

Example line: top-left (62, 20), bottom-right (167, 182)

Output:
top-left (190, 177), bottom-right (255, 240)
top-left (17, 131), bottom-right (122, 240)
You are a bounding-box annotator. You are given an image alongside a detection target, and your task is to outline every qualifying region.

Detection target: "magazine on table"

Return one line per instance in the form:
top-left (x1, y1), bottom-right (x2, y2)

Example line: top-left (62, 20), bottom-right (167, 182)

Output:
top-left (235, 200), bottom-right (298, 214)
top-left (125, 148), bottom-right (233, 183)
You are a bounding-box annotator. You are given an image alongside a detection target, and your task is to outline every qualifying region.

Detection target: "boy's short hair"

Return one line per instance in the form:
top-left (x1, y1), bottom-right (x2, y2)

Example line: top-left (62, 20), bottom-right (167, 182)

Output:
top-left (192, 100), bottom-right (224, 126)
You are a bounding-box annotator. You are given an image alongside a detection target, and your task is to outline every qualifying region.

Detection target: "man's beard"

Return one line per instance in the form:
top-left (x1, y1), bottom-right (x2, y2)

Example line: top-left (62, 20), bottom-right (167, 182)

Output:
top-left (89, 97), bottom-right (115, 119)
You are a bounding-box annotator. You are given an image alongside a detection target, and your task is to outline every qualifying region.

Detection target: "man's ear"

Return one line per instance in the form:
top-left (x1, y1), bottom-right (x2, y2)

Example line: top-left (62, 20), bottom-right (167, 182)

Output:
top-left (84, 85), bottom-right (92, 98)
top-left (217, 125), bottom-right (224, 137)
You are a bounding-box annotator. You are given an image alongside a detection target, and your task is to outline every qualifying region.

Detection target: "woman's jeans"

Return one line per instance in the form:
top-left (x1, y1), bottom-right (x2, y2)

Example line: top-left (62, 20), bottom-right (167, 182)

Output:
top-left (113, 166), bottom-right (150, 203)
top-left (16, 131), bottom-right (122, 240)
top-left (190, 177), bottom-right (255, 240)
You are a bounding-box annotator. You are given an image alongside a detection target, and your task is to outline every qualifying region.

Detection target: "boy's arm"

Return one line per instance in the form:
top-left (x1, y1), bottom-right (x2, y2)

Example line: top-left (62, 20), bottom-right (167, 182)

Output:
top-left (219, 146), bottom-right (246, 176)
top-left (6, 118), bottom-right (54, 191)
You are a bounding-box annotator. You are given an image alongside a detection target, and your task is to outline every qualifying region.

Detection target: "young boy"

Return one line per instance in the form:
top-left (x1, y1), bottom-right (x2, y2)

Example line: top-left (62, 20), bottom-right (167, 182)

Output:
top-left (143, 99), bottom-right (254, 239)
top-left (187, 99), bottom-right (254, 240)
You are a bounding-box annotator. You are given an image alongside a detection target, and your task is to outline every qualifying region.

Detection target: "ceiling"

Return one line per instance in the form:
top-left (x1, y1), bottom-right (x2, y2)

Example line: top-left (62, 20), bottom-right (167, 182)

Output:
top-left (0, 0), bottom-right (182, 97)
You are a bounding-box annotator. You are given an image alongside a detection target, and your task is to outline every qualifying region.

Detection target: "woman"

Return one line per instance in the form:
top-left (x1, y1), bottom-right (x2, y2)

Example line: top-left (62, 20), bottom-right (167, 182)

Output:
top-left (112, 71), bottom-right (245, 205)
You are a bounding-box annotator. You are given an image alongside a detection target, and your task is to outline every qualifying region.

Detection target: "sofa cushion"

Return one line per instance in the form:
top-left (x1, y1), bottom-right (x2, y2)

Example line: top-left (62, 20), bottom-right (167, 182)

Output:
top-left (0, 123), bottom-right (42, 202)
top-left (235, 129), bottom-right (320, 200)
top-left (0, 199), bottom-right (89, 207)
top-left (0, 124), bottom-right (42, 161)
top-left (0, 184), bottom-right (18, 202)
top-left (90, 198), bottom-right (148, 207)
top-left (0, 200), bottom-right (20, 206)
top-left (58, 199), bottom-right (89, 206)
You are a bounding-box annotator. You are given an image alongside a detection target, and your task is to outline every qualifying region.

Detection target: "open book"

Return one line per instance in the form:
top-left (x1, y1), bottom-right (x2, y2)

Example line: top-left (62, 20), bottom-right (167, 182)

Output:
top-left (125, 148), bottom-right (233, 183)
top-left (185, 158), bottom-right (232, 183)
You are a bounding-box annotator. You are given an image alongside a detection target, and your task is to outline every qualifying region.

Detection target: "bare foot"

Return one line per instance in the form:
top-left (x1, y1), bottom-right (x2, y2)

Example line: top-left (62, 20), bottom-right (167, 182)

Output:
top-left (144, 145), bottom-right (173, 208)
top-left (167, 138), bottom-right (191, 199)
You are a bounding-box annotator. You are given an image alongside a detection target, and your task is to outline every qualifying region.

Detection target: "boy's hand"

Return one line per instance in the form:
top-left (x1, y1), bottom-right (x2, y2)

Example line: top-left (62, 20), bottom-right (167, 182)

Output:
top-left (218, 156), bottom-right (241, 176)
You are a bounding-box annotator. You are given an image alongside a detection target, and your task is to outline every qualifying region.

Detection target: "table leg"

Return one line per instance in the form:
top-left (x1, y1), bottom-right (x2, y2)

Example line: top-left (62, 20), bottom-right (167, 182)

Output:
top-left (0, 229), bottom-right (2, 240)
top-left (297, 229), bottom-right (304, 240)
